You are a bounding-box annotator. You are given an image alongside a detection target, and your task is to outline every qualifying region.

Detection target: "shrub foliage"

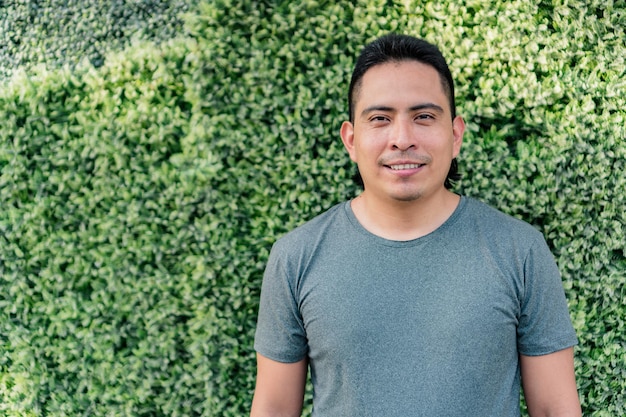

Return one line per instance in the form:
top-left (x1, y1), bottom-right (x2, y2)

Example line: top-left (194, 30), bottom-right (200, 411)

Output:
top-left (0, 0), bottom-right (192, 80)
top-left (0, 0), bottom-right (624, 416)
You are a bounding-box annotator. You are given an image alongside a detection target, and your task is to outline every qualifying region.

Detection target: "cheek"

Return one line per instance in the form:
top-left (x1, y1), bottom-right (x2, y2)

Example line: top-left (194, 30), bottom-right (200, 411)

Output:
top-left (429, 133), bottom-right (458, 155)
top-left (353, 139), bottom-right (372, 161)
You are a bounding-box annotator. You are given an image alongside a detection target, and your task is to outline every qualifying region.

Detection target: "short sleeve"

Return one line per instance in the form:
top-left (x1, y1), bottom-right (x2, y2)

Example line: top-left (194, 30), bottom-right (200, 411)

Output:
top-left (254, 242), bottom-right (308, 363)
top-left (517, 236), bottom-right (578, 356)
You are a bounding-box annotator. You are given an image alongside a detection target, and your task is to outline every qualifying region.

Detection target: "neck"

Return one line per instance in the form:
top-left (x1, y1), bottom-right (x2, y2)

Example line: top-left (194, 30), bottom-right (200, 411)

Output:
top-left (350, 190), bottom-right (460, 241)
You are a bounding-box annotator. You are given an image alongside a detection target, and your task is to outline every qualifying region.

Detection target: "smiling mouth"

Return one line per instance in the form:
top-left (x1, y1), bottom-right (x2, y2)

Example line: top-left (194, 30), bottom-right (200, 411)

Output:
top-left (388, 163), bottom-right (424, 170)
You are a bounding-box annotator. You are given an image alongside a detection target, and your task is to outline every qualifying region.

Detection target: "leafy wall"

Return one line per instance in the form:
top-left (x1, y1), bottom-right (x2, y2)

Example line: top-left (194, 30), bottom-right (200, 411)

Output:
top-left (0, 0), bottom-right (192, 80)
top-left (0, 0), bottom-right (624, 416)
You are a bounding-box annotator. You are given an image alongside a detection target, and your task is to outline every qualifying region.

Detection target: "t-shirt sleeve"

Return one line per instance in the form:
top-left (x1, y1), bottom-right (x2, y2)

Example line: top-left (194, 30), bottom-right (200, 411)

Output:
top-left (254, 242), bottom-right (308, 363)
top-left (517, 235), bottom-right (578, 356)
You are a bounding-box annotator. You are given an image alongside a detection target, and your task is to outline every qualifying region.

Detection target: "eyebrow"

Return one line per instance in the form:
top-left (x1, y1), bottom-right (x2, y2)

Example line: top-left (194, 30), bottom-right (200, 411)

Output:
top-left (360, 103), bottom-right (445, 118)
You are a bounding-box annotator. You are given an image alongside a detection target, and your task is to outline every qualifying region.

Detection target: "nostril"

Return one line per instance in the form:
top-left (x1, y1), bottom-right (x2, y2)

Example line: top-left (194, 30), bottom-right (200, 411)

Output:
top-left (392, 143), bottom-right (415, 150)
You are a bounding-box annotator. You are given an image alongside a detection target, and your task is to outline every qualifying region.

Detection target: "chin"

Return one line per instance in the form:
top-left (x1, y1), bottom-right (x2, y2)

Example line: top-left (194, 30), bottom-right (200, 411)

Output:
top-left (389, 192), bottom-right (425, 202)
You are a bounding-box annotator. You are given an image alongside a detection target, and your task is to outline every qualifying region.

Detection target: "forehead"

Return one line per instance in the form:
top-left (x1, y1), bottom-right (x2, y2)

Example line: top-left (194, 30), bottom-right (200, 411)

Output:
top-left (354, 60), bottom-right (449, 112)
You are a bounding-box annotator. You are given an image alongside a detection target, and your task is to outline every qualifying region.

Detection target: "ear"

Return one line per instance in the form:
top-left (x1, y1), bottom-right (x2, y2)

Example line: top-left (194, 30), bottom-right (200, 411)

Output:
top-left (340, 121), bottom-right (357, 162)
top-left (451, 115), bottom-right (465, 158)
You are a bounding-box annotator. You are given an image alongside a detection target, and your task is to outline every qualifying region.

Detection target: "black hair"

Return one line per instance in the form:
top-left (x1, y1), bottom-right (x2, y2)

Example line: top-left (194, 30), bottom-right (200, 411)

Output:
top-left (348, 34), bottom-right (461, 189)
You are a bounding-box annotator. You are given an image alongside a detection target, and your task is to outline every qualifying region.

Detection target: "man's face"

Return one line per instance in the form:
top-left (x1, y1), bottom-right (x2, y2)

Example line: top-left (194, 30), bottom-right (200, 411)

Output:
top-left (341, 60), bottom-right (464, 204)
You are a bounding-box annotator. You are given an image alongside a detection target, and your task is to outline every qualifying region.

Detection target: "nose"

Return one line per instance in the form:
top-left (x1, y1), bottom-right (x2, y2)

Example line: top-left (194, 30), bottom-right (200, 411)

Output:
top-left (391, 119), bottom-right (415, 151)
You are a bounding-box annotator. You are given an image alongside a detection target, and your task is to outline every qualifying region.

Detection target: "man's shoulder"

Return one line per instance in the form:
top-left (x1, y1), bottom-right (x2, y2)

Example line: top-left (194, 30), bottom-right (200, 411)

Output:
top-left (462, 196), bottom-right (544, 240)
top-left (273, 201), bottom-right (349, 249)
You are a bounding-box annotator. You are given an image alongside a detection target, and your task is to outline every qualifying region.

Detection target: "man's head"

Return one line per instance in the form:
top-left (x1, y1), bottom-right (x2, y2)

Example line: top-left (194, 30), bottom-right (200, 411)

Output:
top-left (348, 34), bottom-right (457, 124)
top-left (344, 34), bottom-right (462, 191)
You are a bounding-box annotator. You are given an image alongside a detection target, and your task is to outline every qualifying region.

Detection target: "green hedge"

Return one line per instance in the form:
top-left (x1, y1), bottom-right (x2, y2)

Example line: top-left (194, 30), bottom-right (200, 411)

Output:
top-left (0, 0), bottom-right (192, 80)
top-left (1, 0), bottom-right (624, 415)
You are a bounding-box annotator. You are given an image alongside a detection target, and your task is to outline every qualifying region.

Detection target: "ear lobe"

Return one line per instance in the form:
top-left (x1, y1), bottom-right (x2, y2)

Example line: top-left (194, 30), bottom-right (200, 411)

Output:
top-left (340, 121), bottom-right (357, 162)
top-left (452, 116), bottom-right (465, 158)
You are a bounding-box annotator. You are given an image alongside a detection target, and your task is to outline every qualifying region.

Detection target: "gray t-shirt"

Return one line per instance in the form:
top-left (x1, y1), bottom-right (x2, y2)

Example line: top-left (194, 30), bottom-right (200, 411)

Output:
top-left (254, 196), bottom-right (577, 417)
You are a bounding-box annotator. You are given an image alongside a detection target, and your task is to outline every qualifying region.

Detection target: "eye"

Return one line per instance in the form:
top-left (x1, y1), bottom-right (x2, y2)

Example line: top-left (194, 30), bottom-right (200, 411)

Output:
top-left (367, 115), bottom-right (391, 125)
top-left (415, 113), bottom-right (435, 121)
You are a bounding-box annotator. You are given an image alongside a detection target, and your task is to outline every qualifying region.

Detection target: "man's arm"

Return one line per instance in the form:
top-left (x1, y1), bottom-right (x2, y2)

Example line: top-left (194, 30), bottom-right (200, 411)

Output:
top-left (520, 347), bottom-right (582, 417)
top-left (250, 353), bottom-right (307, 417)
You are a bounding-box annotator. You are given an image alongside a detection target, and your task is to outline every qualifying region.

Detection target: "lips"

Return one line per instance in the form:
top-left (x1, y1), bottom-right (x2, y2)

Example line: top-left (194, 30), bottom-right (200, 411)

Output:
top-left (388, 163), bottom-right (424, 170)
top-left (381, 154), bottom-right (432, 171)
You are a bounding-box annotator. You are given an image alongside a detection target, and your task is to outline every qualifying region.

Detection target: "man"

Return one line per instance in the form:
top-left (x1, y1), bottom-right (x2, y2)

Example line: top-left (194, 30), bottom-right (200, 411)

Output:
top-left (251, 34), bottom-right (581, 417)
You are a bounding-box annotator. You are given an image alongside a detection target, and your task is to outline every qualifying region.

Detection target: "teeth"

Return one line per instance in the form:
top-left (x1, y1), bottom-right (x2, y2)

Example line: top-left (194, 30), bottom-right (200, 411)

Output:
top-left (389, 163), bottom-right (423, 170)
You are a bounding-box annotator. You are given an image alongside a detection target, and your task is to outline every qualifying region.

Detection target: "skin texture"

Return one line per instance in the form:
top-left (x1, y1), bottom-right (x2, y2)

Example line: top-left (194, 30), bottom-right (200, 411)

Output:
top-left (340, 61), bottom-right (464, 241)
top-left (250, 355), bottom-right (307, 417)
top-left (521, 348), bottom-right (582, 417)
top-left (250, 59), bottom-right (582, 417)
